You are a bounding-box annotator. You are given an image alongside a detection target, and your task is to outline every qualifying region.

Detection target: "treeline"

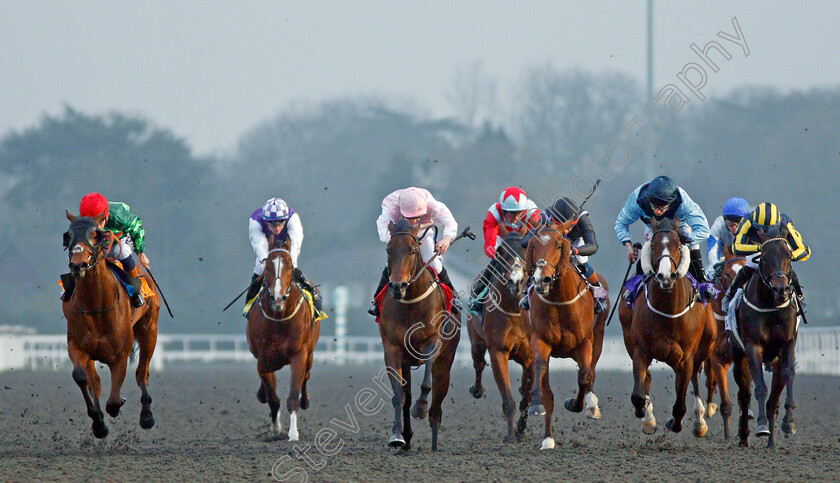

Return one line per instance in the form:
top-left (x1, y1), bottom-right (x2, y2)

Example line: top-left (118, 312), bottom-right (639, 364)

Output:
top-left (1, 70), bottom-right (837, 334)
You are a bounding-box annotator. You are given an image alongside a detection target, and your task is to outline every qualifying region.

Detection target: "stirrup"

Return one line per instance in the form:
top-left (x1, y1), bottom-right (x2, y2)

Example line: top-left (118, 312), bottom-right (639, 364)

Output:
top-left (594, 298), bottom-right (607, 314)
top-left (368, 301), bottom-right (379, 317)
top-left (519, 296), bottom-right (530, 310)
top-left (132, 293), bottom-right (145, 308)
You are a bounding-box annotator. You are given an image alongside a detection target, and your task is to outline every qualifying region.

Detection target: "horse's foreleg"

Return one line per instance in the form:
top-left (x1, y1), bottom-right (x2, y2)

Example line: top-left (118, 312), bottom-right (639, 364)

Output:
top-left (717, 361), bottom-right (733, 441)
top-left (105, 356), bottom-right (128, 419)
top-left (383, 349), bottom-right (407, 448)
top-left (300, 349), bottom-right (314, 410)
top-left (400, 363), bottom-right (414, 449)
top-left (690, 369), bottom-right (708, 438)
top-left (527, 337), bottom-right (554, 449)
top-left (429, 334), bottom-right (458, 452)
top-left (732, 348), bottom-right (752, 446)
top-left (631, 349), bottom-right (656, 435)
top-left (286, 353), bottom-right (307, 442)
top-left (411, 346), bottom-right (433, 419)
top-left (703, 358), bottom-right (717, 417)
top-left (258, 369), bottom-right (282, 434)
top-left (745, 343), bottom-right (769, 437)
top-left (69, 343), bottom-right (108, 438)
top-left (488, 349), bottom-right (518, 443)
top-left (780, 342), bottom-right (797, 439)
top-left (565, 339), bottom-right (594, 415)
top-left (134, 317), bottom-right (158, 429)
top-left (766, 360), bottom-right (785, 449)
top-left (516, 345), bottom-right (534, 437)
top-left (468, 335), bottom-right (487, 399)
top-left (665, 360), bottom-right (692, 434)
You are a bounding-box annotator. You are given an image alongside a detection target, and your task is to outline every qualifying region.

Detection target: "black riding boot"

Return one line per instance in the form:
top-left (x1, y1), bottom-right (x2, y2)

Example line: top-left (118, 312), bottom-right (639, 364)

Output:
top-left (243, 273), bottom-right (261, 318)
top-left (60, 273), bottom-right (75, 302)
top-left (519, 277), bottom-right (533, 310)
top-left (294, 267), bottom-right (322, 314)
top-left (368, 267), bottom-right (390, 316)
top-left (470, 259), bottom-right (502, 314)
top-left (789, 270), bottom-right (807, 314)
top-left (721, 265), bottom-right (754, 314)
top-left (437, 267), bottom-right (462, 315)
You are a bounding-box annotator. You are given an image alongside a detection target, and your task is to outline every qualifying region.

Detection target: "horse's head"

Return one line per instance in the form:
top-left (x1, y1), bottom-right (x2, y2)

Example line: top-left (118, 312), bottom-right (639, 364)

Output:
top-left (720, 244), bottom-right (745, 290)
top-left (64, 210), bottom-right (107, 280)
top-left (643, 217), bottom-right (690, 291)
top-left (496, 232), bottom-right (525, 296)
top-left (262, 237), bottom-right (295, 312)
top-left (386, 218), bottom-right (424, 300)
top-left (526, 220), bottom-right (574, 295)
top-left (756, 225), bottom-right (793, 305)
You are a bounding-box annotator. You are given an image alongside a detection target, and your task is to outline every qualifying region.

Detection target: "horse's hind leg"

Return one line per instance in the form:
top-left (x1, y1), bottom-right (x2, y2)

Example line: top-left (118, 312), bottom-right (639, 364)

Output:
top-left (469, 334), bottom-right (487, 399)
top-left (488, 349), bottom-right (518, 443)
top-left (133, 319), bottom-right (158, 429)
top-left (690, 369), bottom-right (709, 438)
top-left (716, 361), bottom-right (733, 441)
top-left (732, 348), bottom-right (752, 446)
top-left (515, 344), bottom-right (534, 437)
top-left (259, 369), bottom-right (282, 434)
top-left (411, 346), bottom-right (434, 419)
top-left (565, 339), bottom-right (594, 415)
top-left (287, 353), bottom-right (307, 442)
top-left (105, 355), bottom-right (128, 418)
top-left (780, 343), bottom-right (797, 438)
top-left (69, 343), bottom-right (108, 438)
top-left (704, 358), bottom-right (718, 417)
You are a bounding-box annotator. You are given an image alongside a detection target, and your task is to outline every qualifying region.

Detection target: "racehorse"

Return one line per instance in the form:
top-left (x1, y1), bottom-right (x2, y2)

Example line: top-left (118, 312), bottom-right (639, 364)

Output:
top-left (525, 219), bottom-right (609, 450)
top-left (730, 225), bottom-right (799, 448)
top-left (617, 217), bottom-right (715, 438)
top-left (62, 211), bottom-right (160, 438)
top-left (466, 231), bottom-right (533, 443)
top-left (246, 237), bottom-right (321, 441)
top-left (703, 244), bottom-right (746, 440)
top-left (378, 219), bottom-right (460, 451)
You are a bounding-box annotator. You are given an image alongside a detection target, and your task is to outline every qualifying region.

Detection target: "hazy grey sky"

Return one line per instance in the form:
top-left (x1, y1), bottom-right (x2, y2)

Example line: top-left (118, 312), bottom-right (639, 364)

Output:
top-left (1, 1), bottom-right (838, 155)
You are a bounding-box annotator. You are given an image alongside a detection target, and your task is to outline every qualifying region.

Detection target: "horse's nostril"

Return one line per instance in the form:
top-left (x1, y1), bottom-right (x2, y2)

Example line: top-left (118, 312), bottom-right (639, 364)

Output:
top-left (542, 277), bottom-right (551, 285)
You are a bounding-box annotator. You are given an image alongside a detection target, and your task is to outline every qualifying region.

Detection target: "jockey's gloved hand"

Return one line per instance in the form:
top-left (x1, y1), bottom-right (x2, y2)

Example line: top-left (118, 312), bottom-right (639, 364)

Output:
top-left (713, 262), bottom-right (724, 280)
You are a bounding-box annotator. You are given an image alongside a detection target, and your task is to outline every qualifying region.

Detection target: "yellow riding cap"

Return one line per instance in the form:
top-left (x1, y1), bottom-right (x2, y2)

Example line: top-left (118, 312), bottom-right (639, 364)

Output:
top-left (752, 202), bottom-right (780, 227)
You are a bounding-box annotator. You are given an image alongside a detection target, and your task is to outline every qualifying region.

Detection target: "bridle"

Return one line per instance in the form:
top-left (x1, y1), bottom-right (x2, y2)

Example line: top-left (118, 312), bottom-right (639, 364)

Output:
top-left (757, 238), bottom-right (792, 291)
top-left (389, 225), bottom-right (436, 286)
top-left (650, 228), bottom-right (680, 272)
top-left (65, 227), bottom-right (121, 315)
top-left (263, 248), bottom-right (294, 299)
top-left (532, 227), bottom-right (566, 289)
top-left (258, 247), bottom-right (305, 322)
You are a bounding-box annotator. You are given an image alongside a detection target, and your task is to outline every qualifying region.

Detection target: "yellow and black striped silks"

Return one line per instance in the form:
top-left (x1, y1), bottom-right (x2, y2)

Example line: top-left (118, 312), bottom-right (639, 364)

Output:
top-left (734, 209), bottom-right (811, 261)
top-left (752, 202), bottom-right (781, 227)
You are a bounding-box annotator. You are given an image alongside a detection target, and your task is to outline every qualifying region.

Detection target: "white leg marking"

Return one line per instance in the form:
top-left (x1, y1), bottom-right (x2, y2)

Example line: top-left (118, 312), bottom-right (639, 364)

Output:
top-left (584, 392), bottom-right (601, 420)
top-left (540, 437), bottom-right (556, 450)
top-left (642, 395), bottom-right (657, 434)
top-left (288, 411), bottom-right (299, 441)
top-left (694, 396), bottom-right (708, 438)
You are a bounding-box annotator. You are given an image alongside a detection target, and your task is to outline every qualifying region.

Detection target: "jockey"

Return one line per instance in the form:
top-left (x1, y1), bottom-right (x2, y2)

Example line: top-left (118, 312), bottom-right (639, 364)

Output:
top-left (368, 187), bottom-right (460, 317)
top-left (61, 192), bottom-right (148, 308)
top-left (518, 197), bottom-right (608, 313)
top-left (721, 202), bottom-right (810, 314)
top-left (706, 197), bottom-right (751, 280)
top-left (244, 197), bottom-right (321, 318)
top-left (614, 175), bottom-right (715, 300)
top-left (468, 186), bottom-right (540, 314)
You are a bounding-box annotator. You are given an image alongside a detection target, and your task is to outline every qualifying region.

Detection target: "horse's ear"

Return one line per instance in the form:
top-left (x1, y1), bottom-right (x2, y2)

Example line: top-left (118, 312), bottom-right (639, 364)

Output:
top-left (388, 221), bottom-right (397, 235)
top-left (66, 210), bottom-right (77, 222)
top-left (650, 217), bottom-right (660, 231)
top-left (557, 219), bottom-right (576, 236)
top-left (93, 209), bottom-right (107, 226)
top-left (283, 237), bottom-right (291, 250)
top-left (268, 234), bottom-right (275, 247)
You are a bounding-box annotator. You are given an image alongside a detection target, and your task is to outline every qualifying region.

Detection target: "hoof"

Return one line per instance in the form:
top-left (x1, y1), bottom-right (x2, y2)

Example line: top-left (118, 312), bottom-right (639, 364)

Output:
top-left (586, 406), bottom-right (602, 420)
top-left (388, 434), bottom-right (406, 448)
top-left (755, 424), bottom-right (770, 437)
top-left (529, 404), bottom-right (546, 416)
top-left (288, 429), bottom-right (299, 442)
top-left (140, 410), bottom-right (155, 430)
top-left (739, 439), bottom-right (749, 448)
top-left (540, 437), bottom-right (556, 450)
top-left (564, 398), bottom-right (582, 413)
top-left (300, 394), bottom-right (310, 410)
top-left (748, 408), bottom-right (755, 420)
top-left (693, 421), bottom-right (708, 438)
top-left (105, 398), bottom-right (126, 418)
top-left (503, 433), bottom-right (521, 444)
top-left (92, 421), bottom-right (109, 439)
top-left (781, 421), bottom-right (796, 435)
top-left (469, 385), bottom-right (485, 399)
top-left (257, 385), bottom-right (267, 404)
top-left (410, 401), bottom-right (428, 420)
top-left (706, 402), bottom-right (718, 418)
top-left (642, 420), bottom-right (657, 434)
top-left (665, 418), bottom-right (682, 433)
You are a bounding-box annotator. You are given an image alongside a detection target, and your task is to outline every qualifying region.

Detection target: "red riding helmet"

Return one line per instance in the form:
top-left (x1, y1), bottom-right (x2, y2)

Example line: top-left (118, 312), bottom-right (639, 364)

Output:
top-left (79, 192), bottom-right (110, 218)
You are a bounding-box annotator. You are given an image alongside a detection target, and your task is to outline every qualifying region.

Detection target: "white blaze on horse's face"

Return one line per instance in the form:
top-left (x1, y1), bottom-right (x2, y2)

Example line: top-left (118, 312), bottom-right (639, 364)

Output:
top-left (657, 236), bottom-right (673, 279)
top-left (509, 259), bottom-right (524, 285)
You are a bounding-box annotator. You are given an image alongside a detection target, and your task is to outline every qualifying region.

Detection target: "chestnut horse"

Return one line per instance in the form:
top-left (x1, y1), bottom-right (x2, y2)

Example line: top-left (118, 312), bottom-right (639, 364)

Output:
top-left (525, 220), bottom-right (609, 450)
top-left (703, 244), bottom-right (746, 440)
top-left (467, 231), bottom-right (533, 443)
top-left (730, 226), bottom-right (799, 448)
top-left (379, 219), bottom-right (460, 451)
top-left (62, 211), bottom-right (160, 438)
top-left (247, 238), bottom-right (321, 441)
top-left (618, 217), bottom-right (715, 437)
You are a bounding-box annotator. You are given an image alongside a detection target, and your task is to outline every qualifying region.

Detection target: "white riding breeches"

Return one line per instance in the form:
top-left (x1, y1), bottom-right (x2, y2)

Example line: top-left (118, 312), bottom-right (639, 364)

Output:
top-left (572, 237), bottom-right (588, 264)
top-left (420, 230), bottom-right (443, 273)
top-left (105, 236), bottom-right (133, 261)
top-left (744, 253), bottom-right (760, 269)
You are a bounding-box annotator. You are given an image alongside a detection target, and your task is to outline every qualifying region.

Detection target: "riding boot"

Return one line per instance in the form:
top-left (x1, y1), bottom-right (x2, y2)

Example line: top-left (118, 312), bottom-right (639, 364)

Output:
top-left (789, 270), bottom-right (807, 314)
top-left (721, 265), bottom-right (755, 314)
top-left (437, 267), bottom-right (462, 315)
top-left (60, 273), bottom-right (76, 301)
top-left (587, 272), bottom-right (608, 314)
top-left (126, 266), bottom-right (145, 308)
top-left (469, 259), bottom-right (500, 315)
top-left (368, 267), bottom-right (390, 316)
top-left (689, 247), bottom-right (715, 301)
top-left (294, 267), bottom-right (323, 315)
top-left (243, 273), bottom-right (261, 318)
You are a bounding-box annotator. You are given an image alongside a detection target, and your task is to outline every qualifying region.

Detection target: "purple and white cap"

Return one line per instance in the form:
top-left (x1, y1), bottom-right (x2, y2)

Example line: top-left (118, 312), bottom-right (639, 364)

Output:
top-left (262, 198), bottom-right (290, 221)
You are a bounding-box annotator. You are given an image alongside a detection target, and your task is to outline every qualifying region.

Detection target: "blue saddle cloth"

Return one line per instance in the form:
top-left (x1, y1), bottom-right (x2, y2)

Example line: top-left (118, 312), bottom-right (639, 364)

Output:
top-left (108, 265), bottom-right (136, 298)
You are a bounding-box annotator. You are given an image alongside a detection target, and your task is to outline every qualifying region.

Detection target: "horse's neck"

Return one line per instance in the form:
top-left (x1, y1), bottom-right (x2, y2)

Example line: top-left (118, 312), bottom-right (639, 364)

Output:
top-left (547, 268), bottom-right (583, 301)
top-left (405, 266), bottom-right (436, 298)
top-left (492, 277), bottom-right (520, 311)
top-left (647, 277), bottom-right (693, 310)
top-left (746, 270), bottom-right (774, 305)
top-left (74, 262), bottom-right (121, 309)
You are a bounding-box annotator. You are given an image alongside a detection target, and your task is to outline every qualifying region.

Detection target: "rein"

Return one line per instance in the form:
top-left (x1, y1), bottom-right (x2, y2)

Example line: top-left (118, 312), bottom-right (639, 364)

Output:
top-left (756, 237), bottom-right (793, 296)
top-left (68, 237), bottom-right (124, 315)
top-left (531, 227), bottom-right (587, 307)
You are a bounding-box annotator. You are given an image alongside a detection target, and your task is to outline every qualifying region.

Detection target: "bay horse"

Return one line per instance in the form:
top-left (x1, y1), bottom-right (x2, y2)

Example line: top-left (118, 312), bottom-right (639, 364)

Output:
top-left (466, 231), bottom-right (533, 443)
top-left (703, 244), bottom-right (746, 440)
top-left (730, 225), bottom-right (799, 448)
top-left (246, 237), bottom-right (321, 441)
top-left (62, 211), bottom-right (160, 438)
top-left (618, 217), bottom-right (715, 438)
top-left (379, 219), bottom-right (460, 451)
top-left (525, 219), bottom-right (608, 450)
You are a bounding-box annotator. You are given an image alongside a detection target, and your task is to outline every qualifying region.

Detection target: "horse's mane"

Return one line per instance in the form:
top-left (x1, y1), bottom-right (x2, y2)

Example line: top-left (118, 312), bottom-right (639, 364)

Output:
top-left (394, 218), bottom-right (414, 234)
top-left (652, 215), bottom-right (678, 233)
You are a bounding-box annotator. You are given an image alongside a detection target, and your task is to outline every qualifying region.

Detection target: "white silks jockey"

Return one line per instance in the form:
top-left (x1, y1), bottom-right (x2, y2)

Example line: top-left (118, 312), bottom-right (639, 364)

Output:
top-left (368, 187), bottom-right (461, 317)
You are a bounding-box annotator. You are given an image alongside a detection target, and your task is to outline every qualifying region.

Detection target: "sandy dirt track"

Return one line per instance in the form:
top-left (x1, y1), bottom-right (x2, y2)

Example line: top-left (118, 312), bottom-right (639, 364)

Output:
top-left (1, 361), bottom-right (838, 482)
